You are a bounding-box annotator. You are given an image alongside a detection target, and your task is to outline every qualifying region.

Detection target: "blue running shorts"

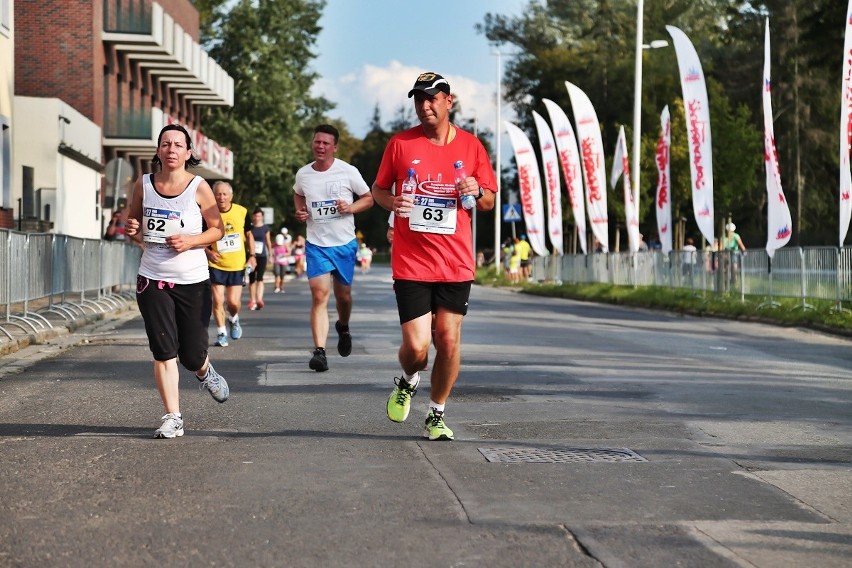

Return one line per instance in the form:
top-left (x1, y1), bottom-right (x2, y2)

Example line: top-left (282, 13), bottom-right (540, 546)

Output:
top-left (305, 239), bottom-right (358, 286)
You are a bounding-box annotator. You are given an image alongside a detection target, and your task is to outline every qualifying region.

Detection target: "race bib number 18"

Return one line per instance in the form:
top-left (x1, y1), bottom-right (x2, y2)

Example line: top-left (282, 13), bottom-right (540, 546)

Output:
top-left (217, 233), bottom-right (242, 253)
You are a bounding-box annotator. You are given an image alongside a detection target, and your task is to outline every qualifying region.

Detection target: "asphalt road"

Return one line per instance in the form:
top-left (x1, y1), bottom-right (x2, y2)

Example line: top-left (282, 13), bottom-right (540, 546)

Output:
top-left (0, 265), bottom-right (850, 567)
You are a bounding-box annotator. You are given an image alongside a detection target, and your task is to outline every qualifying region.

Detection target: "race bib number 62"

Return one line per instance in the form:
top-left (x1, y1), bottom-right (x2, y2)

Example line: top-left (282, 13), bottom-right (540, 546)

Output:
top-left (142, 207), bottom-right (182, 243)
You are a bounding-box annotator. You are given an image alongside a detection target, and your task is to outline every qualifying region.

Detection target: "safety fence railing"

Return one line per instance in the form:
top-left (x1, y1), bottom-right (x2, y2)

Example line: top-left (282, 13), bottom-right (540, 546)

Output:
top-left (1, 229), bottom-right (142, 341)
top-left (531, 246), bottom-right (852, 310)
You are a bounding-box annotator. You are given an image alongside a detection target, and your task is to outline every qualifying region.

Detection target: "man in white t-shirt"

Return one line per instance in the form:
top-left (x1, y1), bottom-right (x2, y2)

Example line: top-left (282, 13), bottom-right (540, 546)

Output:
top-left (293, 124), bottom-right (374, 372)
top-left (682, 237), bottom-right (698, 284)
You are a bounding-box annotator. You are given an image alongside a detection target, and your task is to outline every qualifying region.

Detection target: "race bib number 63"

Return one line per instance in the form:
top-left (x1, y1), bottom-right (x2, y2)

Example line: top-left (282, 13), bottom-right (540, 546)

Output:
top-left (409, 196), bottom-right (458, 234)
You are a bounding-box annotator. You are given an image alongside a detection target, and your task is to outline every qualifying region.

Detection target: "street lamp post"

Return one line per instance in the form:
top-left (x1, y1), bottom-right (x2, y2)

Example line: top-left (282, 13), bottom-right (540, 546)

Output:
top-left (632, 0), bottom-right (645, 208)
top-left (472, 110), bottom-right (478, 267)
top-left (492, 49), bottom-right (503, 274)
top-left (632, 0), bottom-right (668, 211)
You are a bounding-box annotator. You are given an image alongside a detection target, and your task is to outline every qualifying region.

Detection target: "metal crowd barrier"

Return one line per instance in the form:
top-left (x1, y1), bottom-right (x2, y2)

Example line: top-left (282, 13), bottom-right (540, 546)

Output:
top-left (1, 230), bottom-right (142, 341)
top-left (530, 246), bottom-right (852, 309)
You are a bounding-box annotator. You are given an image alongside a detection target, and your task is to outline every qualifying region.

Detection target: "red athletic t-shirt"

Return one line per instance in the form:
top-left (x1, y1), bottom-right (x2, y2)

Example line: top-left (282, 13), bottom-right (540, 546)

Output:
top-left (375, 125), bottom-right (497, 282)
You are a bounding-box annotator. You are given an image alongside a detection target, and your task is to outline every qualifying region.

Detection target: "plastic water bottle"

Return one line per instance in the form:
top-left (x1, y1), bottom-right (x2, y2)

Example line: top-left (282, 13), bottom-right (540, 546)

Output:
top-left (454, 161), bottom-right (476, 210)
top-left (399, 168), bottom-right (417, 218)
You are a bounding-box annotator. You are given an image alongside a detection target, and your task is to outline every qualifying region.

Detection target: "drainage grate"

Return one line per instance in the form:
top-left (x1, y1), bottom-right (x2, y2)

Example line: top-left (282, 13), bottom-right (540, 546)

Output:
top-left (478, 446), bottom-right (647, 464)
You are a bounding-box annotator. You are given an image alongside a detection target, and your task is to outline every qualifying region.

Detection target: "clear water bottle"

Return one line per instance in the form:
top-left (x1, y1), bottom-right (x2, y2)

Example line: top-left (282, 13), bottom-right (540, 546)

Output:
top-left (398, 168), bottom-right (417, 218)
top-left (454, 161), bottom-right (476, 210)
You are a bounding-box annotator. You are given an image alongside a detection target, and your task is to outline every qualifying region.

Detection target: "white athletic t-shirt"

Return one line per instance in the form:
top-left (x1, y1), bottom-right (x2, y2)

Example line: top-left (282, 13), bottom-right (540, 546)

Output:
top-left (137, 174), bottom-right (210, 284)
top-left (293, 158), bottom-right (370, 247)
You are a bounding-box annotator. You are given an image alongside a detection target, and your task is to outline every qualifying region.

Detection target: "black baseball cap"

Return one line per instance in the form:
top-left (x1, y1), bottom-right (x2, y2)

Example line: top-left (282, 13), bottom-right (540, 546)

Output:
top-left (407, 72), bottom-right (451, 98)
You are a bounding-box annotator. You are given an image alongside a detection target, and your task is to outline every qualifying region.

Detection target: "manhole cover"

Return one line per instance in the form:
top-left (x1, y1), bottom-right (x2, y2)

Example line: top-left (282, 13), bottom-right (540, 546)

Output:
top-left (478, 446), bottom-right (647, 463)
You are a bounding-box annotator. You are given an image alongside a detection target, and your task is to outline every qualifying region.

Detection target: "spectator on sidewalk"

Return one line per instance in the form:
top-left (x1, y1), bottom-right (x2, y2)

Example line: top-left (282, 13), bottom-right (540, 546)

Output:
top-left (515, 234), bottom-right (532, 280)
top-left (682, 237), bottom-right (698, 284)
top-left (104, 209), bottom-right (127, 241)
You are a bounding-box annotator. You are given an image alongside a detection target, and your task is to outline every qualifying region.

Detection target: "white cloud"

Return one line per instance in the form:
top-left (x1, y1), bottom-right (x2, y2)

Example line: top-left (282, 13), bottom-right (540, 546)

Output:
top-left (314, 60), bottom-right (514, 140)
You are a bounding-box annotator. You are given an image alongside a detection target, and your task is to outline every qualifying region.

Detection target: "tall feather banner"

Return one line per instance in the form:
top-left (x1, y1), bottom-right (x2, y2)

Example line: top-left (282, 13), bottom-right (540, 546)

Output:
top-left (532, 111), bottom-right (564, 255)
top-left (542, 98), bottom-right (588, 254)
top-left (763, 19), bottom-right (792, 259)
top-left (667, 25), bottom-right (715, 246)
top-left (655, 106), bottom-right (673, 253)
top-left (610, 126), bottom-right (640, 253)
top-left (505, 121), bottom-right (549, 256)
top-left (839, 0), bottom-right (852, 246)
top-left (566, 81), bottom-right (609, 251)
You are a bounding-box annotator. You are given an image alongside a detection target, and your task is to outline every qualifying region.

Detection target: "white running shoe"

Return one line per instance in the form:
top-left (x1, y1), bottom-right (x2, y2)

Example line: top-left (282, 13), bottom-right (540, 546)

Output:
top-left (198, 364), bottom-right (229, 403)
top-left (154, 413), bottom-right (184, 439)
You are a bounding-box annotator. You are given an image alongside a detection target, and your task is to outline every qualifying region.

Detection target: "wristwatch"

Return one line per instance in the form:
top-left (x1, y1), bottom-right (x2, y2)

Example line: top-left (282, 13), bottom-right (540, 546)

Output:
top-left (474, 187), bottom-right (485, 200)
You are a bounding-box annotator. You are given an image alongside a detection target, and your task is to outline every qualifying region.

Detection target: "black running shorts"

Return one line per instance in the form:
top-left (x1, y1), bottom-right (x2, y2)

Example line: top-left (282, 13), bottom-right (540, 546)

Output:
top-left (393, 280), bottom-right (472, 324)
top-left (209, 267), bottom-right (245, 287)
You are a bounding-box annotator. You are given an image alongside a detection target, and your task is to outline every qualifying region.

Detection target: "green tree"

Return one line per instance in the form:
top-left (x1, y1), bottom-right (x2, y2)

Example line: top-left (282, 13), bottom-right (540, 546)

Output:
top-left (199, 0), bottom-right (332, 230)
top-left (349, 107), bottom-right (393, 250)
top-left (479, 0), bottom-right (852, 248)
top-left (480, 0), bottom-right (730, 248)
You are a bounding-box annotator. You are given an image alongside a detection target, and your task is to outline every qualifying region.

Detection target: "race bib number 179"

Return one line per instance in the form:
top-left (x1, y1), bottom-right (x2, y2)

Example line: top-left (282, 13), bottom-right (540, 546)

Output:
top-left (310, 199), bottom-right (342, 223)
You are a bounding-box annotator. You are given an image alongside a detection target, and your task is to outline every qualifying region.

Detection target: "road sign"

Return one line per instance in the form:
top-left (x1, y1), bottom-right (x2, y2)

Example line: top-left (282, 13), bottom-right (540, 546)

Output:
top-left (503, 203), bottom-right (522, 223)
top-left (104, 158), bottom-right (134, 209)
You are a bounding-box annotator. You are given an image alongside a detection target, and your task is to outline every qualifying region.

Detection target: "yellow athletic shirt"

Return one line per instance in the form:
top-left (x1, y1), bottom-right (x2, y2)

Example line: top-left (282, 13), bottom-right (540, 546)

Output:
top-left (209, 203), bottom-right (250, 271)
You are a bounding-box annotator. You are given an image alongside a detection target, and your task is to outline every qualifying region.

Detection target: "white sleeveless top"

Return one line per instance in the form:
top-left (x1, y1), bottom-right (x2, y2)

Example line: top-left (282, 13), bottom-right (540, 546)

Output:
top-left (138, 174), bottom-right (210, 284)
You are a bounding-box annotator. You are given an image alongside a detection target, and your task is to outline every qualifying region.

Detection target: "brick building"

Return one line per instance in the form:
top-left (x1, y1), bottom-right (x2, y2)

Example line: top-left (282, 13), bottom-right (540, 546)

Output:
top-left (7, 0), bottom-right (234, 236)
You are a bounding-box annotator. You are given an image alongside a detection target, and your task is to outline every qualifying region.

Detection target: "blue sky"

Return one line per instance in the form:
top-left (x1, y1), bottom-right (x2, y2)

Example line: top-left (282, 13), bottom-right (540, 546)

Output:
top-left (311, 0), bottom-right (528, 138)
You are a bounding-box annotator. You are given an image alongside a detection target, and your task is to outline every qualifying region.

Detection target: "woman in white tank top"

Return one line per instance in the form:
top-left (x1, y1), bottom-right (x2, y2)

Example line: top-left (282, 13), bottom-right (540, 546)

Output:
top-left (124, 124), bottom-right (231, 439)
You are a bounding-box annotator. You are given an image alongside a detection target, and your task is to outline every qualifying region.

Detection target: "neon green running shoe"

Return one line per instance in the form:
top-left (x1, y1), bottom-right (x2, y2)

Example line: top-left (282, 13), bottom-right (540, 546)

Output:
top-left (386, 377), bottom-right (417, 423)
top-left (423, 410), bottom-right (454, 441)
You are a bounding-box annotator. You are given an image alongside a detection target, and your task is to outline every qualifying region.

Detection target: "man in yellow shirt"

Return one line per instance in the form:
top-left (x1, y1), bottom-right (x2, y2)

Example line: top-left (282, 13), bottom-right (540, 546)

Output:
top-left (514, 235), bottom-right (532, 281)
top-left (206, 181), bottom-right (256, 347)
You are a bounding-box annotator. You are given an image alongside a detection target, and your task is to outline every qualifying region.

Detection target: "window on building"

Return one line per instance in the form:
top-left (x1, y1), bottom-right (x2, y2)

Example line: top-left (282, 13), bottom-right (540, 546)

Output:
top-left (0, 119), bottom-right (9, 208)
top-left (0, 0), bottom-right (10, 37)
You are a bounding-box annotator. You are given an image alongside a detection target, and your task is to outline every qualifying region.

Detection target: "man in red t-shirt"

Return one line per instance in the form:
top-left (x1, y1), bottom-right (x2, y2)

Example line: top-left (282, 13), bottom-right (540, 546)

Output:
top-left (372, 71), bottom-right (497, 441)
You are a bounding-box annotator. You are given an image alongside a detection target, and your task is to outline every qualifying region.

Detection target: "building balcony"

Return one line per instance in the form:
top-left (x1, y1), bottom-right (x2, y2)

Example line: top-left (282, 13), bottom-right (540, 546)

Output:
top-left (104, 107), bottom-right (152, 139)
top-left (102, 0), bottom-right (234, 107)
top-left (105, 106), bottom-right (233, 180)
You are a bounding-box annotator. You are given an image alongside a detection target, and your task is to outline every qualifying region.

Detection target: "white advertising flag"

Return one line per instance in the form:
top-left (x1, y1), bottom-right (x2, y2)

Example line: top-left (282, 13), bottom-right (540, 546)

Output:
top-left (532, 111), bottom-right (564, 255)
top-left (840, 0), bottom-right (852, 246)
top-left (666, 25), bottom-right (715, 245)
top-left (566, 81), bottom-right (609, 252)
top-left (763, 19), bottom-right (793, 259)
top-left (655, 106), bottom-right (673, 253)
top-left (610, 126), bottom-right (640, 253)
top-left (505, 121), bottom-right (549, 256)
top-left (542, 98), bottom-right (588, 254)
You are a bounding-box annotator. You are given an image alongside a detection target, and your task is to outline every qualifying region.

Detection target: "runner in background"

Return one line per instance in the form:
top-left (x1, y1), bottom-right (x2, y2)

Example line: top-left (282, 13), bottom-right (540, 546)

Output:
top-left (248, 208), bottom-right (272, 310)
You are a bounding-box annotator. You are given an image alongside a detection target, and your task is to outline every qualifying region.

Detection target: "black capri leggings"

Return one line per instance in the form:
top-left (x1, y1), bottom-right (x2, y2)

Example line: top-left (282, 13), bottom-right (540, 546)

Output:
top-left (249, 255), bottom-right (268, 283)
top-left (136, 276), bottom-right (211, 371)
